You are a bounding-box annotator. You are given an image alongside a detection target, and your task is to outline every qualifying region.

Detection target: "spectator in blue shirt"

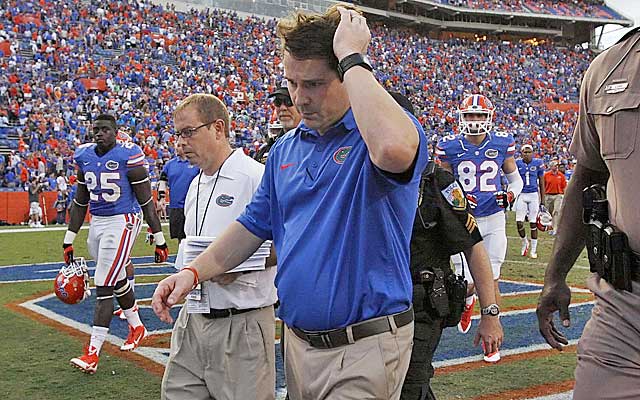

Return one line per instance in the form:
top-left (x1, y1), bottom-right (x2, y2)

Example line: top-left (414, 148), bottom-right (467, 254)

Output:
top-left (152, 5), bottom-right (428, 400)
top-left (158, 143), bottom-right (199, 242)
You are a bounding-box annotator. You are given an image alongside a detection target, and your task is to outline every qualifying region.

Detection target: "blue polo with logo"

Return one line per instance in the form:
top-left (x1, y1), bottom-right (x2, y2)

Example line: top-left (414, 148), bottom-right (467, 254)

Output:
top-left (161, 157), bottom-right (199, 208)
top-left (237, 109), bottom-right (429, 331)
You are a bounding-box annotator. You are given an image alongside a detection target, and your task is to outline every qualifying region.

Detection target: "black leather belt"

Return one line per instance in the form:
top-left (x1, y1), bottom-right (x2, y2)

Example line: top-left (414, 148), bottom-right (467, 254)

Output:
top-left (290, 307), bottom-right (414, 349)
top-left (201, 307), bottom-right (260, 319)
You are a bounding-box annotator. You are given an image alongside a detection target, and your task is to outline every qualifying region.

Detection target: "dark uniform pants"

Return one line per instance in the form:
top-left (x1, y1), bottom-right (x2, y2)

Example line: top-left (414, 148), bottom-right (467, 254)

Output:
top-left (401, 284), bottom-right (444, 400)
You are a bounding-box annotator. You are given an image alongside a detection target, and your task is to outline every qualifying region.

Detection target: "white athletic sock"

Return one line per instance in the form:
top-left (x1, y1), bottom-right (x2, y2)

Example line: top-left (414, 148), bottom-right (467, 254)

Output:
top-left (124, 303), bottom-right (143, 328)
top-left (89, 326), bottom-right (109, 354)
top-left (531, 239), bottom-right (538, 254)
top-left (465, 295), bottom-right (475, 306)
top-left (522, 237), bottom-right (529, 244)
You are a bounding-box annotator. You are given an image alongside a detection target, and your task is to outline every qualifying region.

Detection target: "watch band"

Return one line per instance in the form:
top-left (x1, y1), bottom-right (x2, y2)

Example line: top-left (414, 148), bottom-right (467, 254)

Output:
top-left (481, 304), bottom-right (500, 316)
top-left (337, 53), bottom-right (373, 82)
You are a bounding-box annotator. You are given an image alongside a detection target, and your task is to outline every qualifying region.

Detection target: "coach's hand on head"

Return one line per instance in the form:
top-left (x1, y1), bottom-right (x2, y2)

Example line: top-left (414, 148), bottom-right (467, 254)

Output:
top-left (333, 6), bottom-right (371, 61)
top-left (151, 270), bottom-right (196, 323)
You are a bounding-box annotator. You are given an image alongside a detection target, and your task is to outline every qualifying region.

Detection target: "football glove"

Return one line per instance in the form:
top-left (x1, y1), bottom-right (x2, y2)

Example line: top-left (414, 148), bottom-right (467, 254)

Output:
top-left (155, 243), bottom-right (169, 263)
top-left (466, 193), bottom-right (478, 209)
top-left (539, 204), bottom-right (548, 213)
top-left (145, 227), bottom-right (154, 245)
top-left (494, 191), bottom-right (515, 209)
top-left (63, 244), bottom-right (74, 265)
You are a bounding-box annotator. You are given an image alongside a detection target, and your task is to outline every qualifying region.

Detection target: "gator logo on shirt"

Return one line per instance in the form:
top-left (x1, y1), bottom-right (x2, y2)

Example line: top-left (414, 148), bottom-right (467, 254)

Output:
top-left (485, 149), bottom-right (498, 159)
top-left (106, 160), bottom-right (119, 170)
top-left (216, 194), bottom-right (234, 207)
top-left (333, 146), bottom-right (352, 165)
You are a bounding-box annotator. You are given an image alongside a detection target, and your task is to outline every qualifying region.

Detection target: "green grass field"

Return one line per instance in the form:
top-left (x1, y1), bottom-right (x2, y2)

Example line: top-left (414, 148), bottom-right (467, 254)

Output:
top-left (0, 214), bottom-right (592, 400)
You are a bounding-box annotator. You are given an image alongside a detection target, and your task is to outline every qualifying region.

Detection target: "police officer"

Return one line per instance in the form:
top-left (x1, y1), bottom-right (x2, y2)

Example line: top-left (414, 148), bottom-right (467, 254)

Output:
top-left (255, 82), bottom-right (302, 163)
top-left (537, 27), bottom-right (640, 399)
top-left (390, 92), bottom-right (503, 400)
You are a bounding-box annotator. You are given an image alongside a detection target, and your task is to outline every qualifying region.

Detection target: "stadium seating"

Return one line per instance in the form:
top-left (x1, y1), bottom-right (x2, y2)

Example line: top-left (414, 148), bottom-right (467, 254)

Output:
top-left (0, 0), bottom-right (590, 189)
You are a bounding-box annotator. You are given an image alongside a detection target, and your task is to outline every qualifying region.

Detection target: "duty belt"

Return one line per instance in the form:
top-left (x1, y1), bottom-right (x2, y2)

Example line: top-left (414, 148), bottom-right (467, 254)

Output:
top-left (290, 307), bottom-right (414, 349)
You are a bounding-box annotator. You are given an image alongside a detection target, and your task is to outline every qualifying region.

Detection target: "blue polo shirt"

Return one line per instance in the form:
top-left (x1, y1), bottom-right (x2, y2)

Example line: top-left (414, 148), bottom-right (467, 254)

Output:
top-left (237, 109), bottom-right (429, 330)
top-left (161, 157), bottom-right (199, 209)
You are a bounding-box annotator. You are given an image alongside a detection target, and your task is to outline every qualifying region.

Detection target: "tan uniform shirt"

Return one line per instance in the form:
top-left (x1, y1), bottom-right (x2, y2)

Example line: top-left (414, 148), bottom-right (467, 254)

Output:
top-left (570, 28), bottom-right (640, 252)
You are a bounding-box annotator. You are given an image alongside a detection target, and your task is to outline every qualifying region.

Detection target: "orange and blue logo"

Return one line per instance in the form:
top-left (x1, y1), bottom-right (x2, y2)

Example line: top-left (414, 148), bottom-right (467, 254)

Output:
top-left (333, 146), bottom-right (352, 165)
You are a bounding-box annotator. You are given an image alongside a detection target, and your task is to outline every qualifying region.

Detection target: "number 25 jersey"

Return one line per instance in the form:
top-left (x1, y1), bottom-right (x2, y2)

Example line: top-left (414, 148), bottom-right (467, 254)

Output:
top-left (74, 142), bottom-right (145, 216)
top-left (436, 132), bottom-right (515, 217)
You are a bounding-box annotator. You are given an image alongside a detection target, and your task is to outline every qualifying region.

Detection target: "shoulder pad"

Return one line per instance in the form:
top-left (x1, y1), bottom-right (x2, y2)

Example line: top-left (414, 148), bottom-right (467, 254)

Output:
top-left (74, 143), bottom-right (95, 161)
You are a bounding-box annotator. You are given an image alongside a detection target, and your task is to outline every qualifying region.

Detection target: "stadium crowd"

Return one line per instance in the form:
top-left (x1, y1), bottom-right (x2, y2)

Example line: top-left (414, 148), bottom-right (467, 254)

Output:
top-left (441, 0), bottom-right (617, 19)
top-left (0, 0), bottom-right (589, 196)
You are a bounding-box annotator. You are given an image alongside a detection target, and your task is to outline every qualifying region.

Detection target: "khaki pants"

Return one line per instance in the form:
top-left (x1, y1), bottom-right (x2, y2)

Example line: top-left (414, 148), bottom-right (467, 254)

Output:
top-left (161, 306), bottom-right (276, 400)
top-left (284, 319), bottom-right (414, 400)
top-left (573, 275), bottom-right (640, 399)
top-left (545, 194), bottom-right (563, 233)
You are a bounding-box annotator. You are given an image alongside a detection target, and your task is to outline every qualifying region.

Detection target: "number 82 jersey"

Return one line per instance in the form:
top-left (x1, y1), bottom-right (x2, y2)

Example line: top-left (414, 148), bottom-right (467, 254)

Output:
top-left (436, 132), bottom-right (515, 217)
top-left (74, 142), bottom-right (144, 216)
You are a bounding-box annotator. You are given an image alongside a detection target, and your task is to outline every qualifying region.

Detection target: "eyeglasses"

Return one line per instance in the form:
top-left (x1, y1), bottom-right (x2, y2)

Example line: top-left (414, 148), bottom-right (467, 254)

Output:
top-left (273, 97), bottom-right (293, 108)
top-left (174, 121), bottom-right (214, 139)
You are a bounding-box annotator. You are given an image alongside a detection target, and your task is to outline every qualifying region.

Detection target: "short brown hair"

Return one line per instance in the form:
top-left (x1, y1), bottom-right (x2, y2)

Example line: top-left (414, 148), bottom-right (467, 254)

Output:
top-left (174, 94), bottom-right (230, 137)
top-left (276, 3), bottom-right (362, 72)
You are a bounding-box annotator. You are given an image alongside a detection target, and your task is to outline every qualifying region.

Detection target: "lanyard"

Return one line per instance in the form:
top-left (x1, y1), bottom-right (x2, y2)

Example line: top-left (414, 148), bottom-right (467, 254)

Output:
top-left (194, 151), bottom-right (232, 236)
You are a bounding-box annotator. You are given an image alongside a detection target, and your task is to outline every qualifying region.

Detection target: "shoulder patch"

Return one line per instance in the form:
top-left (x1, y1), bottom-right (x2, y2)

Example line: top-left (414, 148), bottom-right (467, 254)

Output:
top-left (441, 181), bottom-right (467, 211)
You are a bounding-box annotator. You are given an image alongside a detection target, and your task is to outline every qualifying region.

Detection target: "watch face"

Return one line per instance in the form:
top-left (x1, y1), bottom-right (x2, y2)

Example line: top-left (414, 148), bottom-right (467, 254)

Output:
top-left (482, 304), bottom-right (500, 316)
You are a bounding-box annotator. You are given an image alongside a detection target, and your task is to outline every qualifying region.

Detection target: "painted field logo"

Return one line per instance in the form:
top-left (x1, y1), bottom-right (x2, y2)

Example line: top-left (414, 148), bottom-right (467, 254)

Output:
top-left (216, 194), bottom-right (234, 207)
top-left (333, 146), bottom-right (352, 165)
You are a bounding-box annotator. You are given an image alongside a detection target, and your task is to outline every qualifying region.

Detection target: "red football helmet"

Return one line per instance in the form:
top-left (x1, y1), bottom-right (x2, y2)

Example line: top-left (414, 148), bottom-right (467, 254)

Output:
top-left (458, 94), bottom-right (495, 136)
top-left (536, 209), bottom-right (553, 232)
top-left (54, 257), bottom-right (91, 305)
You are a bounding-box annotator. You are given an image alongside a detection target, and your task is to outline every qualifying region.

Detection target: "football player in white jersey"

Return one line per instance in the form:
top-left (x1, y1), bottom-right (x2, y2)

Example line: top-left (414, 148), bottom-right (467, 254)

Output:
top-left (436, 94), bottom-right (523, 362)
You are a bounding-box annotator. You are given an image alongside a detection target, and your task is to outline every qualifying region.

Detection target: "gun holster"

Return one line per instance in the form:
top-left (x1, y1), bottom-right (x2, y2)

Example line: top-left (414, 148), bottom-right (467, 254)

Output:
top-left (583, 184), bottom-right (635, 292)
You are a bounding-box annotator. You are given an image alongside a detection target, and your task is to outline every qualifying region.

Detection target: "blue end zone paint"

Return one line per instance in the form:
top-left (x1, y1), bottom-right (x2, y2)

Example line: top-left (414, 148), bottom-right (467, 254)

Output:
top-left (0, 256), bottom-right (177, 282)
top-left (434, 304), bottom-right (593, 361)
top-left (498, 281), bottom-right (542, 293)
top-left (35, 284), bottom-right (177, 336)
top-left (5, 258), bottom-right (579, 397)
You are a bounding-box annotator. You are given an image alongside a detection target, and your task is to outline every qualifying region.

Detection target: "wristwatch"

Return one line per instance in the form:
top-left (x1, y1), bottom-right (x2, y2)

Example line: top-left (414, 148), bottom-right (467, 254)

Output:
top-left (481, 304), bottom-right (500, 317)
top-left (337, 53), bottom-right (373, 82)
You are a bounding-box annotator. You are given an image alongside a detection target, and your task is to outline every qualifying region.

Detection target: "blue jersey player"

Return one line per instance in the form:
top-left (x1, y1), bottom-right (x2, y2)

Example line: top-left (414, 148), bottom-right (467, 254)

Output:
top-left (62, 114), bottom-right (168, 374)
top-left (515, 144), bottom-right (546, 259)
top-left (158, 143), bottom-right (199, 243)
top-left (436, 94), bottom-right (523, 363)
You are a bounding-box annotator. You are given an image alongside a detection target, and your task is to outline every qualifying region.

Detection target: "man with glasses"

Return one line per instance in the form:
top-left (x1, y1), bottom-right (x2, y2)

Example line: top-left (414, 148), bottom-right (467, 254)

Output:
top-left (515, 144), bottom-right (545, 259)
top-left (161, 94), bottom-right (277, 400)
top-left (255, 81), bottom-right (302, 163)
top-left (63, 114), bottom-right (168, 374)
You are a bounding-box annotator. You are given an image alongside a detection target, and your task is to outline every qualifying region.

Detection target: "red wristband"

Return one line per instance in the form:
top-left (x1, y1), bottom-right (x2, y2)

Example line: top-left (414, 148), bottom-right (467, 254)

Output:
top-left (182, 266), bottom-right (199, 290)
